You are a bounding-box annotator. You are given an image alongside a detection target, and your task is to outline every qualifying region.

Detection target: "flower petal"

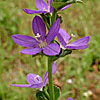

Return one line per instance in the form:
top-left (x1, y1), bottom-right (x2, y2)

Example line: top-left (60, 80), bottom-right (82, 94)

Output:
top-left (23, 8), bottom-right (47, 14)
top-left (20, 47), bottom-right (42, 55)
top-left (43, 43), bottom-right (60, 56)
top-left (61, 4), bottom-right (71, 11)
top-left (27, 73), bottom-right (42, 84)
top-left (66, 45), bottom-right (89, 50)
top-left (43, 71), bottom-right (48, 86)
top-left (11, 35), bottom-right (39, 47)
top-left (29, 82), bottom-right (43, 88)
top-left (66, 36), bottom-right (90, 49)
top-left (52, 62), bottom-right (57, 74)
top-left (32, 16), bottom-right (46, 41)
top-left (57, 29), bottom-right (70, 47)
top-left (43, 62), bottom-right (57, 86)
top-left (11, 84), bottom-right (30, 88)
top-left (69, 36), bottom-right (90, 45)
top-left (46, 18), bottom-right (60, 44)
top-left (35, 0), bottom-right (48, 11)
top-left (66, 97), bottom-right (72, 100)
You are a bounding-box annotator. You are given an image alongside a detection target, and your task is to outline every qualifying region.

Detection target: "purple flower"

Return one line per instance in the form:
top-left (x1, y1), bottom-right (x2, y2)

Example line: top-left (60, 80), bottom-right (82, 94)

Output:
top-left (57, 29), bottom-right (90, 50)
top-left (12, 16), bottom-right (60, 56)
top-left (11, 62), bottom-right (57, 91)
top-left (66, 97), bottom-right (72, 100)
top-left (23, 0), bottom-right (71, 14)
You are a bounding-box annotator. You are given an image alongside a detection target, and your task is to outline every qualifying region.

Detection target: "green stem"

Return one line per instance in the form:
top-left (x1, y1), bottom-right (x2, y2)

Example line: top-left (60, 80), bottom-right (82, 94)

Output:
top-left (48, 57), bottom-right (55, 100)
top-left (51, 8), bottom-right (57, 25)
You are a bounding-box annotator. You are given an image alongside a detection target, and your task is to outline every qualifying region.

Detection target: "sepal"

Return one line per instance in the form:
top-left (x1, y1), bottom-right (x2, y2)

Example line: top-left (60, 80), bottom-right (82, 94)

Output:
top-left (51, 48), bottom-right (72, 61)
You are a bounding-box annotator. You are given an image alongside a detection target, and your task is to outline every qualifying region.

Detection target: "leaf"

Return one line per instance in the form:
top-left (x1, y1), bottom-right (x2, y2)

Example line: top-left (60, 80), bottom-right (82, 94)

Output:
top-left (36, 90), bottom-right (48, 100)
top-left (54, 85), bottom-right (60, 100)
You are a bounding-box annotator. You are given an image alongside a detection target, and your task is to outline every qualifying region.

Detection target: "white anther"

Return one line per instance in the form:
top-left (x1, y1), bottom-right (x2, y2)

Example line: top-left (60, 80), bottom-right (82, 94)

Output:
top-left (39, 87), bottom-right (43, 91)
top-left (35, 33), bottom-right (41, 38)
top-left (43, 6), bottom-right (50, 12)
top-left (34, 75), bottom-right (40, 79)
top-left (71, 34), bottom-right (75, 37)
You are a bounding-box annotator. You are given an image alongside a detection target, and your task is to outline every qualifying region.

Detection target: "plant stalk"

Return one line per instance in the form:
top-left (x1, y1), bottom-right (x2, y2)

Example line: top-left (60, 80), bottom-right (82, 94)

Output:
top-left (48, 57), bottom-right (55, 100)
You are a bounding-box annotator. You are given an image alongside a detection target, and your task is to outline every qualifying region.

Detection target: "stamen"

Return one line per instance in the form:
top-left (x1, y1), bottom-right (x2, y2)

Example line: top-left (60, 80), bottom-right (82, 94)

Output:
top-left (35, 33), bottom-right (41, 38)
top-left (66, 34), bottom-right (75, 45)
top-left (48, 6), bottom-right (50, 12)
top-left (34, 75), bottom-right (40, 80)
top-left (71, 34), bottom-right (75, 37)
top-left (43, 7), bottom-right (47, 11)
top-left (43, 6), bottom-right (50, 12)
top-left (39, 87), bottom-right (43, 91)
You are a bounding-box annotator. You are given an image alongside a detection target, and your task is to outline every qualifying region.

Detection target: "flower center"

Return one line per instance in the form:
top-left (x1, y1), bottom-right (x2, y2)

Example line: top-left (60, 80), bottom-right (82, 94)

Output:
top-left (34, 75), bottom-right (40, 82)
top-left (39, 41), bottom-right (47, 48)
top-left (43, 6), bottom-right (50, 12)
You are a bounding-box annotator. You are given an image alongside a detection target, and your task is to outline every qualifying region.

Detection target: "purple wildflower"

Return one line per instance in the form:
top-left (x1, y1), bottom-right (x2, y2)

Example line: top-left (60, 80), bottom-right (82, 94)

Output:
top-left (12, 16), bottom-right (60, 56)
top-left (23, 0), bottom-right (71, 14)
top-left (11, 62), bottom-right (57, 91)
top-left (66, 97), bottom-right (72, 100)
top-left (57, 29), bottom-right (90, 50)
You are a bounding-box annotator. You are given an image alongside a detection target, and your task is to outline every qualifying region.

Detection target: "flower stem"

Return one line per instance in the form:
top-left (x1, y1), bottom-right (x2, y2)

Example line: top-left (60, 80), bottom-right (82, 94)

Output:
top-left (48, 57), bottom-right (55, 100)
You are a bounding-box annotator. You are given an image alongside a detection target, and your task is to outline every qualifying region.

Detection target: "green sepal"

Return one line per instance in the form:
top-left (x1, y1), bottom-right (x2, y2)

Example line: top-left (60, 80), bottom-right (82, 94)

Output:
top-left (52, 0), bottom-right (84, 11)
top-left (50, 48), bottom-right (72, 61)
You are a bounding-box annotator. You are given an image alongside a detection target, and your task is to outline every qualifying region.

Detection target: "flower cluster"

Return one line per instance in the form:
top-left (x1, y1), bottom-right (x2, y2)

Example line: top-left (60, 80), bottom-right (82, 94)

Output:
top-left (11, 0), bottom-right (89, 100)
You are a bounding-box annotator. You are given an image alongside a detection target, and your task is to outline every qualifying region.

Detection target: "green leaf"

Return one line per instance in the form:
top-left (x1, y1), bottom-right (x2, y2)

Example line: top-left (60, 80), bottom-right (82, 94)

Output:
top-left (43, 85), bottom-right (60, 100)
top-left (52, 0), bottom-right (84, 11)
top-left (36, 90), bottom-right (48, 100)
top-left (54, 85), bottom-right (60, 100)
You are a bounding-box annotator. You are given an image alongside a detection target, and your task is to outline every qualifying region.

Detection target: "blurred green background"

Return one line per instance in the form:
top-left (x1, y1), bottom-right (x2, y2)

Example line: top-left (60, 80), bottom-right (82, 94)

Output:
top-left (0, 0), bottom-right (100, 100)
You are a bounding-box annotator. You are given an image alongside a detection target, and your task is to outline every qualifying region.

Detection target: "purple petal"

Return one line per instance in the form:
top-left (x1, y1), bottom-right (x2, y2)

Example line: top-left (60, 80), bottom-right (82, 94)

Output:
top-left (61, 4), bottom-right (71, 11)
top-left (29, 82), bottom-right (43, 88)
top-left (50, 0), bottom-right (53, 4)
top-left (32, 16), bottom-right (46, 41)
top-left (35, 0), bottom-right (48, 11)
top-left (23, 8), bottom-right (47, 14)
top-left (66, 45), bottom-right (89, 50)
top-left (49, 0), bottom-right (53, 13)
top-left (43, 61), bottom-right (57, 86)
top-left (27, 73), bottom-right (42, 84)
top-left (46, 0), bottom-right (53, 4)
top-left (43, 71), bottom-right (48, 86)
top-left (46, 18), bottom-right (60, 44)
top-left (11, 35), bottom-right (39, 47)
top-left (57, 29), bottom-right (70, 47)
top-left (52, 62), bottom-right (57, 74)
top-left (66, 36), bottom-right (90, 49)
top-left (66, 97), bottom-right (72, 100)
top-left (11, 84), bottom-right (30, 88)
top-left (43, 43), bottom-right (60, 56)
top-left (69, 36), bottom-right (90, 45)
top-left (20, 47), bottom-right (42, 55)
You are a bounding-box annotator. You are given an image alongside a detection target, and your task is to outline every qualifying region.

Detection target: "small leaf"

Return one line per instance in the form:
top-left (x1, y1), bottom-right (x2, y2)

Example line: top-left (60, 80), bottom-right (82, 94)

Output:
top-left (54, 85), bottom-right (60, 100)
